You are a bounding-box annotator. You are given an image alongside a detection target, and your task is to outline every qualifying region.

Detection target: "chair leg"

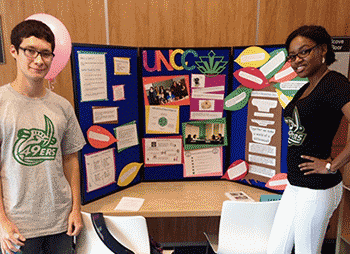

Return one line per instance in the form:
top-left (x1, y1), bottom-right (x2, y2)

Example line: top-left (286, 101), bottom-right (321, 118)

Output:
top-left (205, 241), bottom-right (211, 254)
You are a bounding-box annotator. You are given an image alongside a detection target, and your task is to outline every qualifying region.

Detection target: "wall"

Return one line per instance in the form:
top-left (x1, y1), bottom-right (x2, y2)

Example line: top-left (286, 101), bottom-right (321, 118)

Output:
top-left (0, 0), bottom-right (106, 103)
top-left (1, 0), bottom-right (349, 239)
top-left (1, 0), bottom-right (350, 104)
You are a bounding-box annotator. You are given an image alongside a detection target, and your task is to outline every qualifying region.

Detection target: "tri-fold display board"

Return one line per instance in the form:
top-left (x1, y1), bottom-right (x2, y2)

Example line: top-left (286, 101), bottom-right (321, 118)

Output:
top-left (71, 40), bottom-right (350, 204)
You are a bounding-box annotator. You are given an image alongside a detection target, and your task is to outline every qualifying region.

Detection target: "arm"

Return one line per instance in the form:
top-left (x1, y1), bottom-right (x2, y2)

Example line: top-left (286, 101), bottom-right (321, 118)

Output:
top-left (300, 101), bottom-right (350, 175)
top-left (63, 152), bottom-right (83, 236)
top-left (0, 147), bottom-right (25, 254)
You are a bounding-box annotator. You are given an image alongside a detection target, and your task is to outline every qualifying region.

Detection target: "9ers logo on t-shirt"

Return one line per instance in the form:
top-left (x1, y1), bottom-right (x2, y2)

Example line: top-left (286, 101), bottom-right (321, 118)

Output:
top-left (12, 115), bottom-right (58, 166)
top-left (284, 107), bottom-right (307, 147)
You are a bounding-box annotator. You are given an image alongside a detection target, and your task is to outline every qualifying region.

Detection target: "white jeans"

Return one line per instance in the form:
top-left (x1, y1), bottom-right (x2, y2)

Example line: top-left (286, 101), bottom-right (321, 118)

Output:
top-left (267, 181), bottom-right (343, 254)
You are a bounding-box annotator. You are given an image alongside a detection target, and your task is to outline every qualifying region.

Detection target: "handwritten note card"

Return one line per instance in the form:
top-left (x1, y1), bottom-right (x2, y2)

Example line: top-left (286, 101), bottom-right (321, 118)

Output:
top-left (78, 52), bottom-right (108, 102)
top-left (84, 148), bottom-right (116, 192)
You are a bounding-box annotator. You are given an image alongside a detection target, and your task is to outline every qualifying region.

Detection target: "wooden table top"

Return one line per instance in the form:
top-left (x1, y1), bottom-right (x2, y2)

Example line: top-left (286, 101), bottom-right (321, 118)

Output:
top-left (82, 180), bottom-right (275, 217)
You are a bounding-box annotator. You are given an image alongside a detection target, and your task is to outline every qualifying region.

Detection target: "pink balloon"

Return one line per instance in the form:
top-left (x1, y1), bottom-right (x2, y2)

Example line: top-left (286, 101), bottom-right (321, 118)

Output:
top-left (26, 13), bottom-right (72, 81)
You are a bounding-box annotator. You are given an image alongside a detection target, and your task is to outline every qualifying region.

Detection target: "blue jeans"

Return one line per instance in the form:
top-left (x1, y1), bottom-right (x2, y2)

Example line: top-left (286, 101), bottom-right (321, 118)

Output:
top-left (5, 232), bottom-right (73, 254)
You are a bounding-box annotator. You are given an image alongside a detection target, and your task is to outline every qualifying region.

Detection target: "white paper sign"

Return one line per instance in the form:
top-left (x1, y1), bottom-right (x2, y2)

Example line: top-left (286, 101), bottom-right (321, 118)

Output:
top-left (85, 148), bottom-right (116, 192)
top-left (147, 106), bottom-right (179, 133)
top-left (184, 147), bottom-right (222, 177)
top-left (93, 107), bottom-right (118, 124)
top-left (115, 122), bottom-right (139, 151)
top-left (114, 197), bottom-right (145, 211)
top-left (144, 138), bottom-right (182, 165)
top-left (78, 52), bottom-right (108, 102)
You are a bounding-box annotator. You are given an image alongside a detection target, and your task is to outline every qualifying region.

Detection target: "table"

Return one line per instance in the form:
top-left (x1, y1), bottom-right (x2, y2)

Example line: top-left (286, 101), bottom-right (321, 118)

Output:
top-left (82, 180), bottom-right (276, 245)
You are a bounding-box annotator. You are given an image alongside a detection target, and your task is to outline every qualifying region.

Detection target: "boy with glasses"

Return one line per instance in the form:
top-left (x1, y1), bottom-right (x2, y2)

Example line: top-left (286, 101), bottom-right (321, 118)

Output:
top-left (0, 20), bottom-right (86, 253)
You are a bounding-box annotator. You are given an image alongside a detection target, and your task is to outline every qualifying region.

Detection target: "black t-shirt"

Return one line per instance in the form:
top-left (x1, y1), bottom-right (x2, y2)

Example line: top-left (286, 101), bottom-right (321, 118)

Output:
top-left (284, 71), bottom-right (350, 189)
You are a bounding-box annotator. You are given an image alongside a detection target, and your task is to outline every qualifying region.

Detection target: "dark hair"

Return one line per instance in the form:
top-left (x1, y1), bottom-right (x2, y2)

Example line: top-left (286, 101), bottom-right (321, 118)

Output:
top-left (11, 20), bottom-right (55, 52)
top-left (285, 25), bottom-right (335, 66)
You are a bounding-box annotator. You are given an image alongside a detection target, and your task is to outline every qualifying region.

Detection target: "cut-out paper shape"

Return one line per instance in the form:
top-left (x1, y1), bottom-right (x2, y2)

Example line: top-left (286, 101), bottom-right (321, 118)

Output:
top-left (233, 67), bottom-right (270, 90)
top-left (252, 98), bottom-right (278, 112)
top-left (251, 119), bottom-right (275, 127)
top-left (265, 173), bottom-right (288, 190)
top-left (234, 46), bottom-right (270, 68)
top-left (87, 125), bottom-right (118, 149)
top-left (273, 77), bottom-right (309, 97)
top-left (259, 48), bottom-right (288, 80)
top-left (275, 88), bottom-right (293, 108)
top-left (117, 162), bottom-right (143, 187)
top-left (222, 159), bottom-right (249, 181)
top-left (249, 126), bottom-right (276, 145)
top-left (224, 86), bottom-right (252, 111)
top-left (195, 50), bottom-right (228, 78)
top-left (269, 61), bottom-right (297, 83)
top-left (273, 77), bottom-right (309, 108)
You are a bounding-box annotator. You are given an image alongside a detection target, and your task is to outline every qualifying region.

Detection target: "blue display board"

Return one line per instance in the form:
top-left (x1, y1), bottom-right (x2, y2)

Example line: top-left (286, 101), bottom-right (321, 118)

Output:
top-left (71, 43), bottom-right (142, 204)
top-left (140, 48), bottom-right (232, 181)
top-left (229, 45), bottom-right (290, 192)
top-left (71, 44), bottom-right (298, 204)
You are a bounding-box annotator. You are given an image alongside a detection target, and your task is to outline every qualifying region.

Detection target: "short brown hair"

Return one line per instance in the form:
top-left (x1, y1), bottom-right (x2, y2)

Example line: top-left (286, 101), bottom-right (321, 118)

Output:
top-left (11, 20), bottom-right (55, 52)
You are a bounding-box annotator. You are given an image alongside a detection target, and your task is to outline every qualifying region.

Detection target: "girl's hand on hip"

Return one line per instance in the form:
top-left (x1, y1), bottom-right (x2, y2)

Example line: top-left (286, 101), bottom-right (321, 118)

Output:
top-left (299, 155), bottom-right (330, 175)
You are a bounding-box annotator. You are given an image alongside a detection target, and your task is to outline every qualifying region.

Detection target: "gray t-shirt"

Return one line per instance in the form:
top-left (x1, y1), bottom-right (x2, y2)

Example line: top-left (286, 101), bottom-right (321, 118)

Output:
top-left (0, 84), bottom-right (86, 238)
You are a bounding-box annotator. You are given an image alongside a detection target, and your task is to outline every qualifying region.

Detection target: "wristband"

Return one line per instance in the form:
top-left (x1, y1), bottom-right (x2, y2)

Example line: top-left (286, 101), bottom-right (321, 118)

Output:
top-left (326, 162), bottom-right (336, 174)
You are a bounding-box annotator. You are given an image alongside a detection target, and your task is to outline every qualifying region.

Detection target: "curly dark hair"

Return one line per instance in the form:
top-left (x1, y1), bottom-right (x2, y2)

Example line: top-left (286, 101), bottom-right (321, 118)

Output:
top-left (11, 19), bottom-right (55, 52)
top-left (285, 25), bottom-right (335, 66)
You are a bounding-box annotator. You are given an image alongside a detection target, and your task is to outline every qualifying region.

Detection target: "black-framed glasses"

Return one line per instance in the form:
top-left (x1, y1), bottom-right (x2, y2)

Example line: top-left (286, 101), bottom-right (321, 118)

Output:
top-left (286, 44), bottom-right (319, 62)
top-left (19, 47), bottom-right (55, 61)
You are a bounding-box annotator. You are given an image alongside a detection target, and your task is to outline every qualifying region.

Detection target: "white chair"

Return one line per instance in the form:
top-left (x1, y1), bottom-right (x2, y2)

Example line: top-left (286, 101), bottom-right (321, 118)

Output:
top-left (76, 211), bottom-right (150, 254)
top-left (204, 200), bottom-right (280, 254)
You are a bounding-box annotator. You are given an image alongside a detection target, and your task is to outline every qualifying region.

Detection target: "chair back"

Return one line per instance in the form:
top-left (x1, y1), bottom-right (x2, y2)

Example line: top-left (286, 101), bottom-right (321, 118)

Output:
top-left (217, 200), bottom-right (280, 254)
top-left (76, 211), bottom-right (150, 254)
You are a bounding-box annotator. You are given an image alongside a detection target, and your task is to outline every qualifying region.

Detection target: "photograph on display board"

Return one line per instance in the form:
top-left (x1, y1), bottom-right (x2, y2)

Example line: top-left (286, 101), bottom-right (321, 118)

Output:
top-left (182, 118), bottom-right (227, 150)
top-left (143, 75), bottom-right (190, 106)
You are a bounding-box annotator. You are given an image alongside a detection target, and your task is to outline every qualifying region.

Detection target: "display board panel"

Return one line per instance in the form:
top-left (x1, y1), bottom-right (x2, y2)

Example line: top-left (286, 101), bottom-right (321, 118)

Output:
top-left (141, 48), bottom-right (231, 181)
top-left (71, 43), bottom-right (142, 204)
top-left (229, 45), bottom-right (293, 192)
